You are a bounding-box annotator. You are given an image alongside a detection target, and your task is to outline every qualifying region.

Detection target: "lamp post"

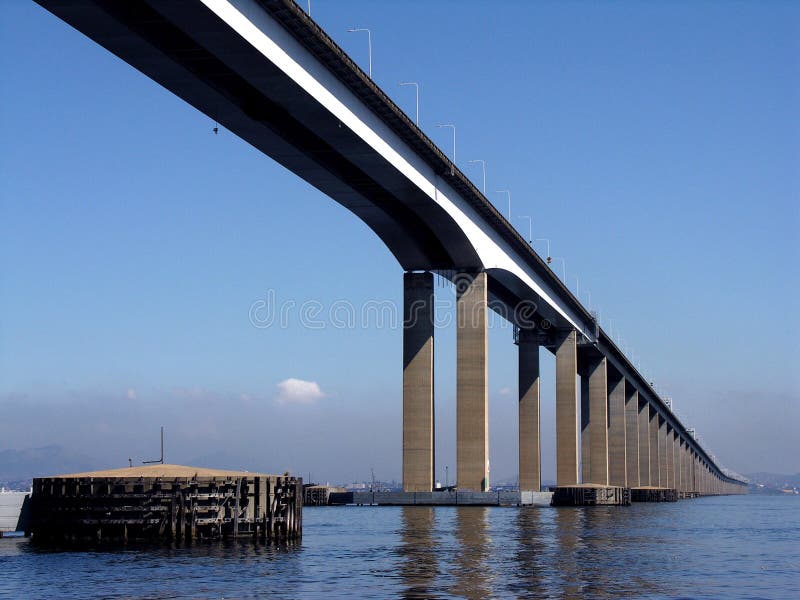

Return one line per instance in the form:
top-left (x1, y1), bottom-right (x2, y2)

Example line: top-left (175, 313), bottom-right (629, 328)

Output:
top-left (398, 82), bottom-right (419, 125)
top-left (496, 189), bottom-right (511, 221)
top-left (468, 159), bottom-right (486, 194)
top-left (553, 257), bottom-right (566, 281)
top-left (347, 28), bottom-right (372, 78)
top-left (535, 238), bottom-right (551, 264)
top-left (518, 215), bottom-right (533, 244)
top-left (436, 124), bottom-right (456, 163)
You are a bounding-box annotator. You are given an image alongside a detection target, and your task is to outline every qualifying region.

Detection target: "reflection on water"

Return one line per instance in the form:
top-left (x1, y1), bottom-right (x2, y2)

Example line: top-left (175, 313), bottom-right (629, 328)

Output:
top-left (554, 507), bottom-right (587, 598)
top-left (451, 507), bottom-right (491, 599)
top-left (399, 507), bottom-right (437, 599)
top-left (511, 507), bottom-right (547, 598)
top-left (1, 496), bottom-right (796, 599)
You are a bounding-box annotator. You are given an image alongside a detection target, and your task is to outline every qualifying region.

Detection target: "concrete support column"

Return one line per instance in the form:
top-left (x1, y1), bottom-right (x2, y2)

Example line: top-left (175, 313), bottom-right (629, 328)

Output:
top-left (555, 330), bottom-right (579, 486)
top-left (638, 400), bottom-right (650, 486)
top-left (607, 374), bottom-right (627, 487)
top-left (698, 462), bottom-right (703, 494)
top-left (702, 464), bottom-right (707, 494)
top-left (456, 271), bottom-right (489, 491)
top-left (518, 329), bottom-right (540, 492)
top-left (680, 444), bottom-right (687, 493)
top-left (659, 419), bottom-right (669, 488)
top-left (675, 433), bottom-right (682, 493)
top-left (402, 271), bottom-right (435, 492)
top-left (649, 408), bottom-right (660, 487)
top-left (694, 454), bottom-right (699, 493)
top-left (665, 425), bottom-right (674, 489)
top-left (625, 387), bottom-right (640, 488)
top-left (579, 353), bottom-right (609, 486)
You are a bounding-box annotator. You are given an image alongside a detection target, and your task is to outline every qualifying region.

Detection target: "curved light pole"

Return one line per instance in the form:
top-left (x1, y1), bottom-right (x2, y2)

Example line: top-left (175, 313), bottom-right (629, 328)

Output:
top-left (518, 215), bottom-right (533, 244)
top-left (495, 189), bottom-right (511, 221)
top-left (468, 159), bottom-right (486, 194)
top-left (347, 28), bottom-right (372, 78)
top-left (398, 81), bottom-right (419, 125)
top-left (535, 238), bottom-right (551, 264)
top-left (436, 124), bottom-right (456, 163)
top-left (553, 257), bottom-right (566, 282)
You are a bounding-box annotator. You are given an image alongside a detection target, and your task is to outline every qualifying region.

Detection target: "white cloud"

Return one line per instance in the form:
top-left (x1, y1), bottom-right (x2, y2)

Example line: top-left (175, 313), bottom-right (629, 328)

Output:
top-left (126, 388), bottom-right (137, 400)
top-left (275, 378), bottom-right (326, 405)
top-left (498, 386), bottom-right (512, 396)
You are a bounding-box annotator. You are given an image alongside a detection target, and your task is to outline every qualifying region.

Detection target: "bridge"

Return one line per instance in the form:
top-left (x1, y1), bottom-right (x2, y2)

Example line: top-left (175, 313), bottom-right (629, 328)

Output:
top-left (34, 0), bottom-right (747, 502)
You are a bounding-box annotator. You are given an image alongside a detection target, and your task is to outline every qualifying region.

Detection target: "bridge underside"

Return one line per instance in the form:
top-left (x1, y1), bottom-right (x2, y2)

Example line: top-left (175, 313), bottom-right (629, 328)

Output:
top-left (37, 0), bottom-right (481, 272)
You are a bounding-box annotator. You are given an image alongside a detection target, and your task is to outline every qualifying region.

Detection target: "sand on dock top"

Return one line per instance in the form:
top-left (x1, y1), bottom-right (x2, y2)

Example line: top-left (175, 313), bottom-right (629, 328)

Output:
top-left (48, 464), bottom-right (284, 479)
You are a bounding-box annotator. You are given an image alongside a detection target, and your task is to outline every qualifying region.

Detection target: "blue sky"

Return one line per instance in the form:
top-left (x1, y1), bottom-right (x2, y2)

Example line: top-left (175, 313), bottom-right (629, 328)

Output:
top-left (1, 1), bottom-right (798, 482)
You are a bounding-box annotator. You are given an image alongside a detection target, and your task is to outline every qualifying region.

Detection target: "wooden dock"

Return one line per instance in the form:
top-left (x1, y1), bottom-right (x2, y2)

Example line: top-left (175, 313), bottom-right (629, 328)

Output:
top-left (550, 485), bottom-right (631, 506)
top-left (631, 487), bottom-right (679, 502)
top-left (303, 484), bottom-right (346, 506)
top-left (29, 465), bottom-right (302, 544)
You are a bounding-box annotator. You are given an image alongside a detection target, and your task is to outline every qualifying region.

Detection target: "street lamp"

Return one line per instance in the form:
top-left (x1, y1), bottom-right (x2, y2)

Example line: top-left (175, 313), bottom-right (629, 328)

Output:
top-left (468, 159), bottom-right (486, 194)
top-left (347, 28), bottom-right (372, 78)
top-left (398, 82), bottom-right (419, 125)
top-left (518, 215), bottom-right (533, 244)
top-left (495, 189), bottom-right (511, 221)
top-left (553, 257), bottom-right (566, 281)
top-left (535, 238), bottom-right (552, 264)
top-left (436, 124), bottom-right (456, 163)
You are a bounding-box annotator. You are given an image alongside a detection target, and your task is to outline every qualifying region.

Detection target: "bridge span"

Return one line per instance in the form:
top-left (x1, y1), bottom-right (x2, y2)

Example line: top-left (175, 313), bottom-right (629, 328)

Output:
top-left (34, 0), bottom-right (746, 499)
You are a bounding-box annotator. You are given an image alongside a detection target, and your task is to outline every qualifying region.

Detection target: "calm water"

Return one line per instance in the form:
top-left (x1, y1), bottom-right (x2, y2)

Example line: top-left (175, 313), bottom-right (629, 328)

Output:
top-left (1, 495), bottom-right (797, 599)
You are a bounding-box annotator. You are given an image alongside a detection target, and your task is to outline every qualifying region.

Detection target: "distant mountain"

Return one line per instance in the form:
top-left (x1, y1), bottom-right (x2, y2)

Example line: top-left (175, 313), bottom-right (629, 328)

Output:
top-left (187, 451), bottom-right (280, 474)
top-left (745, 472), bottom-right (800, 495)
top-left (0, 445), bottom-right (100, 485)
top-left (746, 472), bottom-right (800, 488)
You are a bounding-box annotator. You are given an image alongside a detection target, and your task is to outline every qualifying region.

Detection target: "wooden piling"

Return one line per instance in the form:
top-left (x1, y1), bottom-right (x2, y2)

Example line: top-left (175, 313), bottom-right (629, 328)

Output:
top-left (28, 465), bottom-right (302, 545)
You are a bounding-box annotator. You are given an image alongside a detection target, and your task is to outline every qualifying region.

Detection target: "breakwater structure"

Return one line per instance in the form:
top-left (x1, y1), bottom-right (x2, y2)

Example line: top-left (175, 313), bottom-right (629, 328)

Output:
top-left (28, 465), bottom-right (302, 544)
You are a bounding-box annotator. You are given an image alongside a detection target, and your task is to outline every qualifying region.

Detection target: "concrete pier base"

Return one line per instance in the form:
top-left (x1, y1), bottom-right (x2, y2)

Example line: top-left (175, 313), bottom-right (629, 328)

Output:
top-left (550, 485), bottom-right (631, 506)
top-left (331, 490), bottom-right (553, 507)
top-left (630, 487), bottom-right (678, 502)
